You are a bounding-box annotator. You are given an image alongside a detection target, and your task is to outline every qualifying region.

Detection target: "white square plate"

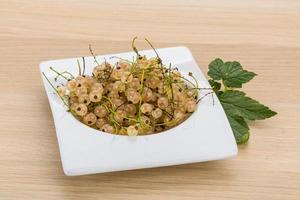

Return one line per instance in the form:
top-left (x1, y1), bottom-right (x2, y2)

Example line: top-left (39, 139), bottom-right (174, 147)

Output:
top-left (40, 46), bottom-right (237, 176)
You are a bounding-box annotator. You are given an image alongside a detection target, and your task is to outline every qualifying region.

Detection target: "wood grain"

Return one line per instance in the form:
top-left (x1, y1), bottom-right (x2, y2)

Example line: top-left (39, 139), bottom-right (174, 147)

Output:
top-left (0, 0), bottom-right (299, 199)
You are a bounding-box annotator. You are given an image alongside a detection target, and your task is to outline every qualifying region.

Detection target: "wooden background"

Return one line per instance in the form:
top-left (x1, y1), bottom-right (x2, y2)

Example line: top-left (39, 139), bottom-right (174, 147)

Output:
top-left (1, 0), bottom-right (299, 199)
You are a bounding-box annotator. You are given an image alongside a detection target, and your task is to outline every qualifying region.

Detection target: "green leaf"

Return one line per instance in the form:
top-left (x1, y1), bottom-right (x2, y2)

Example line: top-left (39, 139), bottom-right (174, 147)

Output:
top-left (218, 90), bottom-right (277, 121)
top-left (227, 115), bottom-right (249, 144)
top-left (209, 58), bottom-right (277, 144)
top-left (208, 58), bottom-right (257, 88)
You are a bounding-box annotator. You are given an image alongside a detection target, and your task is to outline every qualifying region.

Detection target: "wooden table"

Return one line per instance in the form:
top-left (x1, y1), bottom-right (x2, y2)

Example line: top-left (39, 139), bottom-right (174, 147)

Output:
top-left (1, 0), bottom-right (299, 199)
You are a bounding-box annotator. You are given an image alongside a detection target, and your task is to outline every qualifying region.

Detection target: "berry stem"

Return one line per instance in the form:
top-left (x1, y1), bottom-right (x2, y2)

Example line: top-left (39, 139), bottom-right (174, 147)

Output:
top-left (89, 44), bottom-right (100, 65)
top-left (42, 72), bottom-right (69, 107)
top-left (188, 87), bottom-right (212, 90)
top-left (154, 119), bottom-right (177, 126)
top-left (77, 59), bottom-right (82, 76)
top-left (102, 104), bottom-right (123, 128)
top-left (137, 69), bottom-right (146, 121)
top-left (123, 116), bottom-right (138, 122)
top-left (102, 96), bottom-right (116, 110)
top-left (144, 38), bottom-right (162, 64)
top-left (82, 57), bottom-right (86, 75)
top-left (110, 56), bottom-right (134, 63)
top-left (178, 75), bottom-right (196, 88)
top-left (144, 38), bottom-right (167, 93)
top-left (189, 73), bottom-right (199, 89)
top-left (57, 71), bottom-right (75, 80)
top-left (49, 67), bottom-right (73, 80)
top-left (196, 91), bottom-right (214, 104)
top-left (168, 63), bottom-right (175, 116)
top-left (132, 36), bottom-right (141, 58)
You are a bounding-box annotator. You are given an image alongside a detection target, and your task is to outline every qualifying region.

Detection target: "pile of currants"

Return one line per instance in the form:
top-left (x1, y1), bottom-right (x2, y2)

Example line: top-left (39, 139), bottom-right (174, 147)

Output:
top-left (44, 38), bottom-right (204, 136)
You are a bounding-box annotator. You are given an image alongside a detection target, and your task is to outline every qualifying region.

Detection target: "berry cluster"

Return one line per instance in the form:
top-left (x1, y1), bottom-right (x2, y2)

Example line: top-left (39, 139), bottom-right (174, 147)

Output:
top-left (43, 38), bottom-right (208, 136)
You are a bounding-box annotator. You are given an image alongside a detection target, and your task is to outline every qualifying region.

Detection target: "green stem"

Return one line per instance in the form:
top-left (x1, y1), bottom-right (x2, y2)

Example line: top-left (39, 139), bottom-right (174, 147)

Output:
top-left (196, 91), bottom-right (214, 104)
top-left (188, 87), bottom-right (212, 90)
top-left (168, 64), bottom-right (175, 116)
top-left (102, 96), bottom-right (116, 110)
top-left (82, 57), bottom-right (86, 75)
top-left (132, 36), bottom-right (141, 58)
top-left (102, 104), bottom-right (121, 128)
top-left (50, 67), bottom-right (69, 80)
top-left (42, 72), bottom-right (69, 107)
top-left (103, 104), bottom-right (114, 114)
top-left (155, 119), bottom-right (177, 126)
top-left (178, 75), bottom-right (196, 88)
top-left (140, 121), bottom-right (152, 129)
top-left (112, 119), bottom-right (121, 127)
top-left (77, 59), bottom-right (82, 76)
top-left (89, 44), bottom-right (100, 65)
top-left (189, 73), bottom-right (199, 89)
top-left (222, 80), bottom-right (228, 92)
top-left (123, 116), bottom-right (139, 122)
top-left (110, 56), bottom-right (134, 63)
top-left (137, 69), bottom-right (145, 120)
top-left (130, 57), bottom-right (138, 74)
top-left (144, 38), bottom-right (162, 63)
top-left (55, 72), bottom-right (75, 80)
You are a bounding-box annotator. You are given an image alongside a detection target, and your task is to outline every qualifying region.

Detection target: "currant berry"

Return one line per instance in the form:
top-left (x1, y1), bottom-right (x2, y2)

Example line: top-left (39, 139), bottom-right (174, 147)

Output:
top-left (78, 94), bottom-right (91, 105)
top-left (66, 79), bottom-right (77, 91)
top-left (186, 100), bottom-right (197, 112)
top-left (75, 86), bottom-right (88, 96)
top-left (127, 125), bottom-right (138, 136)
top-left (151, 108), bottom-right (162, 119)
top-left (157, 97), bottom-right (169, 109)
top-left (94, 105), bottom-right (108, 118)
top-left (142, 87), bottom-right (153, 102)
top-left (83, 113), bottom-right (97, 126)
top-left (74, 103), bottom-right (88, 116)
top-left (140, 103), bottom-right (154, 114)
top-left (95, 118), bottom-right (107, 129)
top-left (101, 124), bottom-right (115, 133)
top-left (89, 90), bottom-right (102, 102)
top-left (141, 115), bottom-right (151, 126)
top-left (91, 82), bottom-right (104, 93)
top-left (114, 109), bottom-right (127, 123)
top-left (57, 85), bottom-right (66, 96)
top-left (124, 103), bottom-right (137, 115)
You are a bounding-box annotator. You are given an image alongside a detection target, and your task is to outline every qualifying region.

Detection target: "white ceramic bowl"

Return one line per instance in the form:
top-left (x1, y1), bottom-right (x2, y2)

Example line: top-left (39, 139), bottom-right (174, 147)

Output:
top-left (40, 46), bottom-right (237, 176)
